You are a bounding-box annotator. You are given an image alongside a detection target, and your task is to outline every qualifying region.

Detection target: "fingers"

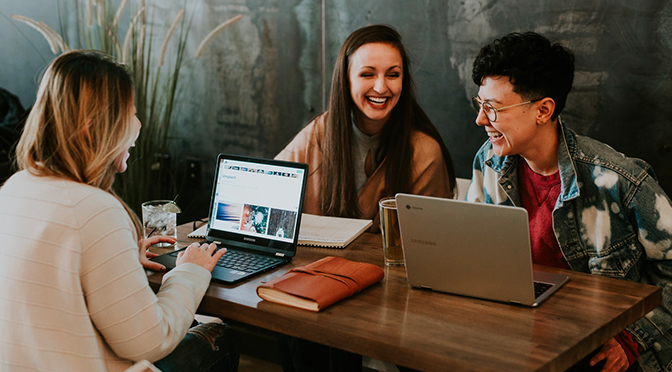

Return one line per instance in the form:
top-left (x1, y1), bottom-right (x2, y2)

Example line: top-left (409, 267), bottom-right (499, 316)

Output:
top-left (194, 242), bottom-right (217, 254)
top-left (589, 351), bottom-right (606, 367)
top-left (591, 338), bottom-right (629, 372)
top-left (214, 247), bottom-right (227, 261)
top-left (175, 242), bottom-right (225, 271)
top-left (204, 242), bottom-right (218, 254)
top-left (146, 251), bottom-right (159, 258)
top-left (202, 242), bottom-right (226, 261)
top-left (142, 235), bottom-right (178, 248)
top-left (201, 242), bottom-right (225, 262)
top-left (141, 259), bottom-right (166, 272)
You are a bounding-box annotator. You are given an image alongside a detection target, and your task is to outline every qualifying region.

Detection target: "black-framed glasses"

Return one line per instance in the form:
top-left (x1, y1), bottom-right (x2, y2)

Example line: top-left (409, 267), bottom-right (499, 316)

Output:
top-left (471, 97), bottom-right (541, 122)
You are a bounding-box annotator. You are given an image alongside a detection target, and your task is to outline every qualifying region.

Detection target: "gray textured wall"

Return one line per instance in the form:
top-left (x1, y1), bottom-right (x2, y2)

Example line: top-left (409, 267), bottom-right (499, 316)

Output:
top-left (2, 0), bottom-right (672, 222)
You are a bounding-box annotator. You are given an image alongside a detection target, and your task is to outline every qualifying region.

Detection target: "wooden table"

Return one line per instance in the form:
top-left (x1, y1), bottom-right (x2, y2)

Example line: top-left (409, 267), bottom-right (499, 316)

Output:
top-left (147, 223), bottom-right (662, 372)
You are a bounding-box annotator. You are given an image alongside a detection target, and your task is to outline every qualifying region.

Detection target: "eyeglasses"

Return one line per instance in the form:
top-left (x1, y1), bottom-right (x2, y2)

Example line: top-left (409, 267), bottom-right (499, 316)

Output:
top-left (471, 97), bottom-right (541, 122)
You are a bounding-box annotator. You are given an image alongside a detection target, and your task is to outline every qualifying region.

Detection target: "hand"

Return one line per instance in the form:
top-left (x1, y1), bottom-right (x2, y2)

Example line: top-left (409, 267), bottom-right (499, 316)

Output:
top-left (138, 236), bottom-right (177, 272)
top-left (176, 242), bottom-right (226, 272)
top-left (591, 337), bottom-right (629, 372)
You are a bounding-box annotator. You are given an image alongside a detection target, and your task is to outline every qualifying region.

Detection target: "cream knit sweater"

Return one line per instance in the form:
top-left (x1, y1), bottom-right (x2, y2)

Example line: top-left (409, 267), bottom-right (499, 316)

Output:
top-left (0, 171), bottom-right (211, 371)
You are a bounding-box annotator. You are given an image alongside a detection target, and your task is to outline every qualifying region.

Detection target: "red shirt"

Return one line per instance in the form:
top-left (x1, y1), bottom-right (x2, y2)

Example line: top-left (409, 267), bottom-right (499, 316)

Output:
top-left (518, 160), bottom-right (641, 364)
top-left (517, 160), bottom-right (568, 269)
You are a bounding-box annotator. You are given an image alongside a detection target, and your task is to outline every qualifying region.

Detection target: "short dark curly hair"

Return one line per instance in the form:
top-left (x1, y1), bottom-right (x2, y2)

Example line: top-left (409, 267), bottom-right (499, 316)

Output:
top-left (472, 32), bottom-right (575, 120)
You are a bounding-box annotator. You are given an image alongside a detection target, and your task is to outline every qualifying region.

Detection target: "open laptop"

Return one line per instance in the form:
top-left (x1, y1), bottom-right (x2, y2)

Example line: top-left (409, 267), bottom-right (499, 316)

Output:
top-left (395, 194), bottom-right (569, 307)
top-left (151, 154), bottom-right (308, 284)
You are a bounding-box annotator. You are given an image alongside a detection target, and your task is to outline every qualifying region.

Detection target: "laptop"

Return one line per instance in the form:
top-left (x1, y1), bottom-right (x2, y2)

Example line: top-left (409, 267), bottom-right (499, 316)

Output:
top-left (395, 194), bottom-right (569, 307)
top-left (151, 153), bottom-right (308, 284)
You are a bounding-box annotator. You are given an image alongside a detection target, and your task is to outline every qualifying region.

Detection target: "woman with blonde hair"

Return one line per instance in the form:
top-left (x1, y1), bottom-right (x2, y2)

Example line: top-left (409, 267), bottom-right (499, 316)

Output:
top-left (277, 24), bottom-right (456, 228)
top-left (0, 50), bottom-right (238, 371)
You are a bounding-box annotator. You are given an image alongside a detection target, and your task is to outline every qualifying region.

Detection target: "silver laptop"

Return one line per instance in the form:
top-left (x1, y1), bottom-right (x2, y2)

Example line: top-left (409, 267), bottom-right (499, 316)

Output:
top-left (151, 154), bottom-right (308, 284)
top-left (395, 194), bottom-right (569, 307)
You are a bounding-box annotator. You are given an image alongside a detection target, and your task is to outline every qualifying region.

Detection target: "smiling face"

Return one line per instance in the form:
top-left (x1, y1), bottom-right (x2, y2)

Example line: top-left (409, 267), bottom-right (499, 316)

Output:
top-left (475, 76), bottom-right (544, 158)
top-left (348, 42), bottom-right (403, 135)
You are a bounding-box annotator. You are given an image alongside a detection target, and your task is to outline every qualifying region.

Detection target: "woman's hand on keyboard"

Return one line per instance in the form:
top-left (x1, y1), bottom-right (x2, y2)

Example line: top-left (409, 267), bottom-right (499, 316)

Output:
top-left (176, 242), bottom-right (227, 272)
top-left (139, 236), bottom-right (177, 271)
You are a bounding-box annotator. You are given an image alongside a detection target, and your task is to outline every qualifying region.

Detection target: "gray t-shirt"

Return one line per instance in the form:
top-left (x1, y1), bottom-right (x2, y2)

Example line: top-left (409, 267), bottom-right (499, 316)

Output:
top-left (351, 121), bottom-right (381, 192)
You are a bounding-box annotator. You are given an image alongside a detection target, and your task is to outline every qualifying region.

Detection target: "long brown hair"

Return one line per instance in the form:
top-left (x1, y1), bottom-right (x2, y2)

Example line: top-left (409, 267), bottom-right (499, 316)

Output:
top-left (16, 50), bottom-right (142, 238)
top-left (320, 25), bottom-right (456, 217)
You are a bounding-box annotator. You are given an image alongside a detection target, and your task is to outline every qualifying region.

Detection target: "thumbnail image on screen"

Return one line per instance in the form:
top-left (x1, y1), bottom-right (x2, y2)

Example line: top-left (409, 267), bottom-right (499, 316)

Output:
top-left (240, 204), bottom-right (269, 234)
top-left (216, 202), bottom-right (242, 228)
top-left (267, 209), bottom-right (297, 239)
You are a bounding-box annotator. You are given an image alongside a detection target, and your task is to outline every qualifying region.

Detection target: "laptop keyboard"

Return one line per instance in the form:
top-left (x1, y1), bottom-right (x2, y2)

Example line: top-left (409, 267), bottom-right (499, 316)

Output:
top-left (534, 281), bottom-right (553, 298)
top-left (167, 249), bottom-right (284, 273)
top-left (214, 250), bottom-right (284, 273)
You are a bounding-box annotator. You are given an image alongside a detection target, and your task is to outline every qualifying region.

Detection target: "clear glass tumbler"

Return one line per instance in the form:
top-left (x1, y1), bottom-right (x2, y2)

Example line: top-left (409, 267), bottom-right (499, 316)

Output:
top-left (379, 197), bottom-right (404, 267)
top-left (141, 200), bottom-right (179, 248)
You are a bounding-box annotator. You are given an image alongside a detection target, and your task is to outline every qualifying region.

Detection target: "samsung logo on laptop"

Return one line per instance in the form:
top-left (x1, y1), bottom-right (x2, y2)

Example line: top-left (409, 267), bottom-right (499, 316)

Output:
top-left (243, 237), bottom-right (256, 242)
top-left (411, 238), bottom-right (436, 246)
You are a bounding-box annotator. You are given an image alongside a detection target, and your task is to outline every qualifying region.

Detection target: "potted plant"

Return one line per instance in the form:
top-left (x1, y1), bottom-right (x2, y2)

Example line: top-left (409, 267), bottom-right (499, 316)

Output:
top-left (12, 0), bottom-right (241, 214)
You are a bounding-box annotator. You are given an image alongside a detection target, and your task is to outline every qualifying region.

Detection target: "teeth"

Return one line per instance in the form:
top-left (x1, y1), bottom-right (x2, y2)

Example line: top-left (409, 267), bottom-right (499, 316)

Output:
top-left (368, 97), bottom-right (387, 105)
top-left (488, 132), bottom-right (502, 139)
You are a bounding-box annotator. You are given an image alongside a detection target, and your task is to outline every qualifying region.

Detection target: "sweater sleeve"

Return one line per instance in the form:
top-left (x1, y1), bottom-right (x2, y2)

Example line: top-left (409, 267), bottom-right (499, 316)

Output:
top-left (77, 193), bottom-right (211, 362)
top-left (409, 131), bottom-right (453, 199)
top-left (275, 118), bottom-right (322, 165)
top-left (614, 330), bottom-right (641, 366)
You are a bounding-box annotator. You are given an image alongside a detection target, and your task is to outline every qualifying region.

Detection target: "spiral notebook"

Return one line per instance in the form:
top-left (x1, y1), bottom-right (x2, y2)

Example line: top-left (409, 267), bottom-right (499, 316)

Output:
top-left (189, 213), bottom-right (372, 249)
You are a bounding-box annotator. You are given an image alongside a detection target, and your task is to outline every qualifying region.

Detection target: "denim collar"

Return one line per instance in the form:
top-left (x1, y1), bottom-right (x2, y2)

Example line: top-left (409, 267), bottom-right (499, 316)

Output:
top-left (556, 118), bottom-right (580, 202)
top-left (484, 117), bottom-right (580, 204)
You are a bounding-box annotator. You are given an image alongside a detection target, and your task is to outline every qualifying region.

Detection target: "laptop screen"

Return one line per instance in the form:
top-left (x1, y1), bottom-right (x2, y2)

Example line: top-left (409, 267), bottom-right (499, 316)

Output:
top-left (206, 154), bottom-right (307, 255)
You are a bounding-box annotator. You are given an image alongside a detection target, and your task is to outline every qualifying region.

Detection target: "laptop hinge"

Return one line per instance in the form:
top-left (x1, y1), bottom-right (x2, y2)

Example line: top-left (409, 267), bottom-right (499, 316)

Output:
top-left (275, 252), bottom-right (285, 257)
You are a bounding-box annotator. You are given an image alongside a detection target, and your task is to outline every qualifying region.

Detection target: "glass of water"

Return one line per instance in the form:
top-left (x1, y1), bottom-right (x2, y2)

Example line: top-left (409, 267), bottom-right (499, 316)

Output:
top-left (141, 200), bottom-right (180, 248)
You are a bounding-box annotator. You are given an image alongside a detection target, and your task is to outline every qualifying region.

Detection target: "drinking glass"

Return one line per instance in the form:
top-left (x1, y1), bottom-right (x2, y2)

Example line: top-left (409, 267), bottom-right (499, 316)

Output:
top-left (379, 197), bottom-right (404, 267)
top-left (141, 200), bottom-right (179, 248)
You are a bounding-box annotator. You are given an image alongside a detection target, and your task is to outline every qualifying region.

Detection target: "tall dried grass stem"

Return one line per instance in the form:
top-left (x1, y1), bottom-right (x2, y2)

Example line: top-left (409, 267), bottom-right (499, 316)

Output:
top-left (85, 0), bottom-right (94, 26)
top-left (12, 15), bottom-right (61, 54)
top-left (121, 7), bottom-right (145, 64)
top-left (44, 24), bottom-right (70, 53)
top-left (158, 9), bottom-right (184, 67)
top-left (96, 0), bottom-right (105, 27)
top-left (137, 24), bottom-right (145, 74)
top-left (194, 14), bottom-right (243, 58)
top-left (114, 38), bottom-right (122, 60)
top-left (112, 0), bottom-right (129, 35)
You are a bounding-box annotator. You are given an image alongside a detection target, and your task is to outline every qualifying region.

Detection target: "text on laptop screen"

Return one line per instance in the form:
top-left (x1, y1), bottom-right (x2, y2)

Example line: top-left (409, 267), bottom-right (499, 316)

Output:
top-left (209, 159), bottom-right (305, 243)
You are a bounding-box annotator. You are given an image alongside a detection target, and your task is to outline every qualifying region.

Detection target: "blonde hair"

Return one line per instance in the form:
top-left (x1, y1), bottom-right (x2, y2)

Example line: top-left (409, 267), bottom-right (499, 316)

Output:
top-left (16, 50), bottom-right (142, 238)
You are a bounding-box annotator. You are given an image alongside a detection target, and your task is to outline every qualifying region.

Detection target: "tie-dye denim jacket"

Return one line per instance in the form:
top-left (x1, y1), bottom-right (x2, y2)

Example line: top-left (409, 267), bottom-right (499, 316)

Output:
top-left (466, 121), bottom-right (672, 371)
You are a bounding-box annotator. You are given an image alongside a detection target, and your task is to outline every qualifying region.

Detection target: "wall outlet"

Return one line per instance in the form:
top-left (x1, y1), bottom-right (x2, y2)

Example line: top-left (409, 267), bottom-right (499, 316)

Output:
top-left (186, 159), bottom-right (202, 188)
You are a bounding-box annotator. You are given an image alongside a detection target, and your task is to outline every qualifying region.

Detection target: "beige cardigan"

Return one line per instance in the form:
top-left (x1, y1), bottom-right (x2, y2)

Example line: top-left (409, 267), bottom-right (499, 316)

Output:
top-left (0, 171), bottom-right (211, 371)
top-left (276, 113), bottom-right (453, 228)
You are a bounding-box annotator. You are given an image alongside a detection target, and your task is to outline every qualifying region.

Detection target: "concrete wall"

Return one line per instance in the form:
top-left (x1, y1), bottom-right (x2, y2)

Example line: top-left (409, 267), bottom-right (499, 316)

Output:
top-left (2, 0), bottom-right (672, 221)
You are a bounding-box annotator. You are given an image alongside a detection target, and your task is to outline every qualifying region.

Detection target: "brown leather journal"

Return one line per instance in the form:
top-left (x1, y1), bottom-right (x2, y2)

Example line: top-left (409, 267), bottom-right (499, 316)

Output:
top-left (256, 256), bottom-right (385, 311)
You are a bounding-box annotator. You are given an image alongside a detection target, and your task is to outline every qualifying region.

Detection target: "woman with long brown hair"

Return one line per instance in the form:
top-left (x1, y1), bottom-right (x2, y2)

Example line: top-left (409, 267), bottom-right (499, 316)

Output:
top-left (276, 25), bottom-right (454, 371)
top-left (0, 50), bottom-right (237, 371)
top-left (277, 24), bottom-right (455, 226)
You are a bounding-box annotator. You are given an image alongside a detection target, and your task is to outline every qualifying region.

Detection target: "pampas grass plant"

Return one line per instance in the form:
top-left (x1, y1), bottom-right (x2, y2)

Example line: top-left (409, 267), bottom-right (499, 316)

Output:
top-left (12, 0), bottom-right (241, 214)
